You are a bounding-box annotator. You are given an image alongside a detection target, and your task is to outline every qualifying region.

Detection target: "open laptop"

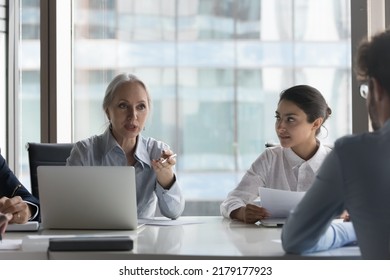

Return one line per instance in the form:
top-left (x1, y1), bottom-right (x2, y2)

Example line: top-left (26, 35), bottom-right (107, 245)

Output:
top-left (37, 166), bottom-right (138, 230)
top-left (258, 187), bottom-right (306, 227)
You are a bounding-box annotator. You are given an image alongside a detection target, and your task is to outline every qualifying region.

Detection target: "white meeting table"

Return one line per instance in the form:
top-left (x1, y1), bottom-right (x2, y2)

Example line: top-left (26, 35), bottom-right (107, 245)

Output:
top-left (0, 216), bottom-right (361, 260)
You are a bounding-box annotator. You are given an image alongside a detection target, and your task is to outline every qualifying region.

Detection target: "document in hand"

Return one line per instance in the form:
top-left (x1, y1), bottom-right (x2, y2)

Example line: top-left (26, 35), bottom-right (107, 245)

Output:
top-left (258, 187), bottom-right (306, 226)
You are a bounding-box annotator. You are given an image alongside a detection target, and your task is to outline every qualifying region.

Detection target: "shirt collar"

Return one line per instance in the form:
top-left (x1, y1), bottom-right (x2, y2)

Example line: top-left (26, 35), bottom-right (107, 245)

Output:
top-left (284, 141), bottom-right (329, 173)
top-left (134, 135), bottom-right (152, 168)
top-left (102, 128), bottom-right (122, 155)
top-left (101, 128), bottom-right (152, 168)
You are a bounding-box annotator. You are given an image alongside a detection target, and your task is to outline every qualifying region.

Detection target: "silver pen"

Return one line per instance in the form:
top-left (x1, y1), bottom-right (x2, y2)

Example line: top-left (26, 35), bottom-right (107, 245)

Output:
top-left (160, 154), bottom-right (177, 164)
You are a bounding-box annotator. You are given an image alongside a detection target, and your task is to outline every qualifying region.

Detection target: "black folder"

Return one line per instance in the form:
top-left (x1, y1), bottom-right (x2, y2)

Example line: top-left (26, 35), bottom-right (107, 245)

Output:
top-left (48, 236), bottom-right (133, 251)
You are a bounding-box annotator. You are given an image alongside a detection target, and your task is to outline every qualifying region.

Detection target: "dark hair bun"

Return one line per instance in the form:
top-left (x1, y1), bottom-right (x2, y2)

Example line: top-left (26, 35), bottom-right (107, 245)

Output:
top-left (326, 107), bottom-right (332, 117)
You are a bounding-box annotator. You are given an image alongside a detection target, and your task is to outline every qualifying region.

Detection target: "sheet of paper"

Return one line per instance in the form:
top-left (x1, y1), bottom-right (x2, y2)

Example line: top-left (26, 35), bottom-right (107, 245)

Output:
top-left (0, 239), bottom-right (23, 250)
top-left (258, 187), bottom-right (306, 218)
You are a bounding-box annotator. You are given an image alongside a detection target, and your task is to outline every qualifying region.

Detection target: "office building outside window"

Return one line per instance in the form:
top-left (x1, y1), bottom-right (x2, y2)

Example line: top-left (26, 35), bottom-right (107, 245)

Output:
top-left (18, 0), bottom-right (351, 214)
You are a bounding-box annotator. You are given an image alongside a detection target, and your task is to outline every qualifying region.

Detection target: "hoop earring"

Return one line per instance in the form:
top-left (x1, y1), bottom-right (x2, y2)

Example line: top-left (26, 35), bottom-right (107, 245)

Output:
top-left (321, 125), bottom-right (329, 138)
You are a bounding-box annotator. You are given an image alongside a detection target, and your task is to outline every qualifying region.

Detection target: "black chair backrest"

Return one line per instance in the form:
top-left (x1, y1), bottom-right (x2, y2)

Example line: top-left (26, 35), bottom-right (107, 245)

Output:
top-left (26, 142), bottom-right (74, 199)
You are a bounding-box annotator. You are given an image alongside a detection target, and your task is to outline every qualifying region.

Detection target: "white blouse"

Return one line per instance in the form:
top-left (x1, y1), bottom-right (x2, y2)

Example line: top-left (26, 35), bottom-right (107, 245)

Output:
top-left (220, 142), bottom-right (332, 218)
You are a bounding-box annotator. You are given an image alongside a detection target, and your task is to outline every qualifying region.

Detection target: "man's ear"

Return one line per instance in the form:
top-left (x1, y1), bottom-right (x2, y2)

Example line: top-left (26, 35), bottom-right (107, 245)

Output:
top-left (105, 109), bottom-right (110, 121)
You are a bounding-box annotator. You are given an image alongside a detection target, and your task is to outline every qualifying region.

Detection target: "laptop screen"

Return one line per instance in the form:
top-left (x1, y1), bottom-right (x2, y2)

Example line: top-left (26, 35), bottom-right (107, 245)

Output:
top-left (37, 166), bottom-right (138, 230)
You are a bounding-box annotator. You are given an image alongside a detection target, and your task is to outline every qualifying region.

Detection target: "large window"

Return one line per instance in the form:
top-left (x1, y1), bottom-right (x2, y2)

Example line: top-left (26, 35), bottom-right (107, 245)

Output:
top-left (72, 0), bottom-right (352, 211)
top-left (13, 0), bottom-right (353, 214)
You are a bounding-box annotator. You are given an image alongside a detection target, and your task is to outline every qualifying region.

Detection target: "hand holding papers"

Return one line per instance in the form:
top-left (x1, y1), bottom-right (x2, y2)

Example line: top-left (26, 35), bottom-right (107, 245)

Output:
top-left (258, 187), bottom-right (306, 226)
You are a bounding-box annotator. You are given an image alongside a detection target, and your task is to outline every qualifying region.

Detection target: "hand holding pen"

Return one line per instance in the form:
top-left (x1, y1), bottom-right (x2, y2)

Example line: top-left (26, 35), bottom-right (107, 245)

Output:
top-left (160, 153), bottom-right (177, 164)
top-left (151, 150), bottom-right (177, 189)
top-left (0, 188), bottom-right (32, 224)
top-left (153, 150), bottom-right (177, 168)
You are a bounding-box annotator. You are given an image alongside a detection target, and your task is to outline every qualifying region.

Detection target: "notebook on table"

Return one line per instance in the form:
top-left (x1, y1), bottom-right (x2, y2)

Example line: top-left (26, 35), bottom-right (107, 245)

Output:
top-left (37, 166), bottom-right (138, 230)
top-left (258, 187), bottom-right (306, 227)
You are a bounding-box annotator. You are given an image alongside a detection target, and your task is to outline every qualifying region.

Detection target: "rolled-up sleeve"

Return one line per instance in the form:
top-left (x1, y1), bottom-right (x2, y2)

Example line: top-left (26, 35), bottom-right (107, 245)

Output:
top-left (155, 179), bottom-right (185, 219)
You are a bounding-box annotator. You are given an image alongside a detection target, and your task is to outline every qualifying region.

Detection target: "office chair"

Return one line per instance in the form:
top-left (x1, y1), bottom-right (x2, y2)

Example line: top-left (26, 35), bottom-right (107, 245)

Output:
top-left (26, 142), bottom-right (74, 199)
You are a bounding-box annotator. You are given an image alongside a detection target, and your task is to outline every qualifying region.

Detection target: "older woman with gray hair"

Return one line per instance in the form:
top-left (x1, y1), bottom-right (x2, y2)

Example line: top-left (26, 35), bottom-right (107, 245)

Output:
top-left (67, 73), bottom-right (184, 219)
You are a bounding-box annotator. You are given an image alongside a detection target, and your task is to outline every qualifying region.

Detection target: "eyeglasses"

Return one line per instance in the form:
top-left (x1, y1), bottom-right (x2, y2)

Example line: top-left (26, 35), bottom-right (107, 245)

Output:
top-left (359, 81), bottom-right (369, 99)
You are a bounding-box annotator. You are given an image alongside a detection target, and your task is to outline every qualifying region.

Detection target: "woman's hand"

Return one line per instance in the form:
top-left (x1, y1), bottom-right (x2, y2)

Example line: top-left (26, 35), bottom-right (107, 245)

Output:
top-left (231, 205), bottom-right (270, 224)
top-left (0, 196), bottom-right (32, 224)
top-left (151, 150), bottom-right (177, 189)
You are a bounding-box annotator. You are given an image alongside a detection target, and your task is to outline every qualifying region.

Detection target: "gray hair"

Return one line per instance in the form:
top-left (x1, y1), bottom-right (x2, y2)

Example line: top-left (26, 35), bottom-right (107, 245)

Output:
top-left (103, 73), bottom-right (152, 114)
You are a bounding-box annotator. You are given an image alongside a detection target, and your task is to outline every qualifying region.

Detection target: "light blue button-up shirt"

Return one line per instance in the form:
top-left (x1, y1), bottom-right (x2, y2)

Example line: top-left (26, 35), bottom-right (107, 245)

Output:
top-left (66, 128), bottom-right (185, 219)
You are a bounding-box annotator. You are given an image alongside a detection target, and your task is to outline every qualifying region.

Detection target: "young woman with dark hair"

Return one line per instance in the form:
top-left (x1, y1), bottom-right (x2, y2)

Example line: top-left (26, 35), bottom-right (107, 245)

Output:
top-left (221, 85), bottom-right (332, 224)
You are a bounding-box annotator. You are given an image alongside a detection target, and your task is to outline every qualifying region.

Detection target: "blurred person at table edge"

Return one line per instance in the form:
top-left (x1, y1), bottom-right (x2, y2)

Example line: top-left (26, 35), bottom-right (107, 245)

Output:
top-left (0, 153), bottom-right (40, 224)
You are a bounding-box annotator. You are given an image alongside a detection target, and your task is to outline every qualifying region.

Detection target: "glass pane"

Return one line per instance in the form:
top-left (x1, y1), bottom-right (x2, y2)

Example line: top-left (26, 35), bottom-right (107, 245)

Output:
top-left (0, 34), bottom-right (6, 152)
top-left (236, 0), bottom-right (261, 39)
top-left (178, 0), bottom-right (235, 40)
top-left (139, 68), bottom-right (176, 148)
top-left (237, 69), bottom-right (265, 169)
top-left (19, 0), bottom-right (41, 191)
top-left (178, 68), bottom-right (235, 171)
top-left (72, 0), bottom-right (352, 213)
